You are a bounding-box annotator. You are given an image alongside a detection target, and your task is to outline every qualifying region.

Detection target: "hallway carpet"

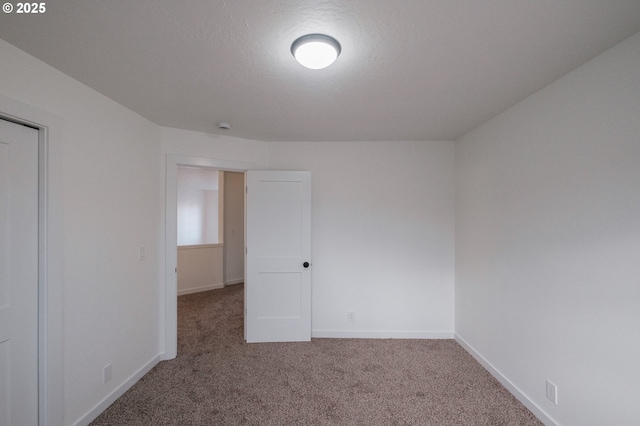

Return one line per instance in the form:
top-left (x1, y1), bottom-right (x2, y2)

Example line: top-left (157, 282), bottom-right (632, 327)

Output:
top-left (91, 284), bottom-right (542, 425)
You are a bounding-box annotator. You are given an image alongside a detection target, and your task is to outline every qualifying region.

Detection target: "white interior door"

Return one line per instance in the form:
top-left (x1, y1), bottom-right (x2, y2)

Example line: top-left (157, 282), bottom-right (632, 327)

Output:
top-left (246, 171), bottom-right (311, 343)
top-left (0, 118), bottom-right (39, 426)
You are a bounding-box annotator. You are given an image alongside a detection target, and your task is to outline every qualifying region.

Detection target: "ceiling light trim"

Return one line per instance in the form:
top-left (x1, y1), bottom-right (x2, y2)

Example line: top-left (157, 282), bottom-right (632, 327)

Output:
top-left (291, 33), bottom-right (341, 69)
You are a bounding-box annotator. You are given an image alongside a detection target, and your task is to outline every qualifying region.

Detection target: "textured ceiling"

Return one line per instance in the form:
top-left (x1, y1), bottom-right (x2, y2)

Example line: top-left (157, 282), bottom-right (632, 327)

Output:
top-left (1, 0), bottom-right (639, 141)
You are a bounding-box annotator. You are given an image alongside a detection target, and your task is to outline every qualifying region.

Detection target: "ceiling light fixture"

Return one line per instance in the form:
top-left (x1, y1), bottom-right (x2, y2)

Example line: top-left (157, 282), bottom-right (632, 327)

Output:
top-left (291, 34), bottom-right (341, 69)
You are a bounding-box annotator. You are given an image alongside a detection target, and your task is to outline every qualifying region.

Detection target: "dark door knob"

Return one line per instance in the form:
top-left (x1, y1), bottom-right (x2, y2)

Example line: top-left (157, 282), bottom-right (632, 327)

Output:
top-left (303, 262), bottom-right (310, 268)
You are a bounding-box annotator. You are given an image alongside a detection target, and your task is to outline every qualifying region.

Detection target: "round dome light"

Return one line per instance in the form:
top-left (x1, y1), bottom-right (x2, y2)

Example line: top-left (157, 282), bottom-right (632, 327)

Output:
top-left (291, 34), bottom-right (341, 70)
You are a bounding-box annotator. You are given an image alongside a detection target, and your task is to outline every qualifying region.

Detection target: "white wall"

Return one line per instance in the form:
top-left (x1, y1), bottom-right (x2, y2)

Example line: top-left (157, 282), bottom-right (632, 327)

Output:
top-left (268, 141), bottom-right (455, 337)
top-left (161, 127), bottom-right (269, 166)
top-left (176, 165), bottom-right (219, 190)
top-left (0, 39), bottom-right (162, 425)
top-left (455, 32), bottom-right (640, 425)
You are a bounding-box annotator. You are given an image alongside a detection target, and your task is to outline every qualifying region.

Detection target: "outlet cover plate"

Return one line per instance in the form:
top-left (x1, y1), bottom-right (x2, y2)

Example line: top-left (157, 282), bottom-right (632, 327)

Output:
top-left (104, 363), bottom-right (113, 384)
top-left (546, 380), bottom-right (558, 404)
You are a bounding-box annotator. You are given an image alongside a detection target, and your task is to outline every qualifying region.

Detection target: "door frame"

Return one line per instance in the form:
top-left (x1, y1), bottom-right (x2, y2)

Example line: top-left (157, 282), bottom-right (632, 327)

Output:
top-left (164, 155), bottom-right (257, 359)
top-left (0, 95), bottom-right (64, 426)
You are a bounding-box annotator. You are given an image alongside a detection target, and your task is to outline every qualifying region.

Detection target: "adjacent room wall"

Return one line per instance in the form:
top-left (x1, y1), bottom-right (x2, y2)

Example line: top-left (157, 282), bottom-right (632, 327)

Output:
top-left (176, 166), bottom-right (220, 245)
top-left (176, 184), bottom-right (206, 245)
top-left (177, 244), bottom-right (224, 294)
top-left (223, 171), bottom-right (245, 285)
top-left (0, 39), bottom-right (162, 425)
top-left (175, 167), bottom-right (227, 295)
top-left (268, 141), bottom-right (455, 338)
top-left (455, 32), bottom-right (640, 425)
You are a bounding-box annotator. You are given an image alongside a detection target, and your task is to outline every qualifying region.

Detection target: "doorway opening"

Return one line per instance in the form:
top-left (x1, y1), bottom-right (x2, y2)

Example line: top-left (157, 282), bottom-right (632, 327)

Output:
top-left (176, 167), bottom-right (244, 296)
top-left (164, 155), bottom-right (256, 360)
top-left (165, 159), bottom-right (312, 355)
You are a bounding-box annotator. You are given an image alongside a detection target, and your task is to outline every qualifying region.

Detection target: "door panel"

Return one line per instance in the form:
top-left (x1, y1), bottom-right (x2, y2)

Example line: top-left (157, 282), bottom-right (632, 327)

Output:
top-left (253, 180), bottom-right (303, 257)
top-left (0, 118), bottom-right (39, 426)
top-left (246, 171), bottom-right (311, 343)
top-left (256, 273), bottom-right (302, 318)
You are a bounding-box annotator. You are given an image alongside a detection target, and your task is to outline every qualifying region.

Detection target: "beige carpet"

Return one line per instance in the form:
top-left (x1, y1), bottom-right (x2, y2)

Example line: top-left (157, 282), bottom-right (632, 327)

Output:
top-left (91, 284), bottom-right (542, 425)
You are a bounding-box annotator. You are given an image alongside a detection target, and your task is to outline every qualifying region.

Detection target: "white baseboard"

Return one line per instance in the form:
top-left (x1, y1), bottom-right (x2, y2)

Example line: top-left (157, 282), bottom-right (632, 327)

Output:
top-left (224, 278), bottom-right (244, 286)
top-left (73, 353), bottom-right (162, 426)
top-left (177, 282), bottom-right (224, 296)
top-left (312, 330), bottom-right (454, 339)
top-left (454, 334), bottom-right (558, 426)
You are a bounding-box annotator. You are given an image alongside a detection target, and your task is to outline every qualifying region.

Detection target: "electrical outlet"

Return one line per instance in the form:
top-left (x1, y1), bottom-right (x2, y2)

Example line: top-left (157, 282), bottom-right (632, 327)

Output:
top-left (546, 380), bottom-right (558, 404)
top-left (104, 363), bottom-right (113, 384)
top-left (348, 312), bottom-right (355, 322)
top-left (138, 246), bottom-right (146, 261)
